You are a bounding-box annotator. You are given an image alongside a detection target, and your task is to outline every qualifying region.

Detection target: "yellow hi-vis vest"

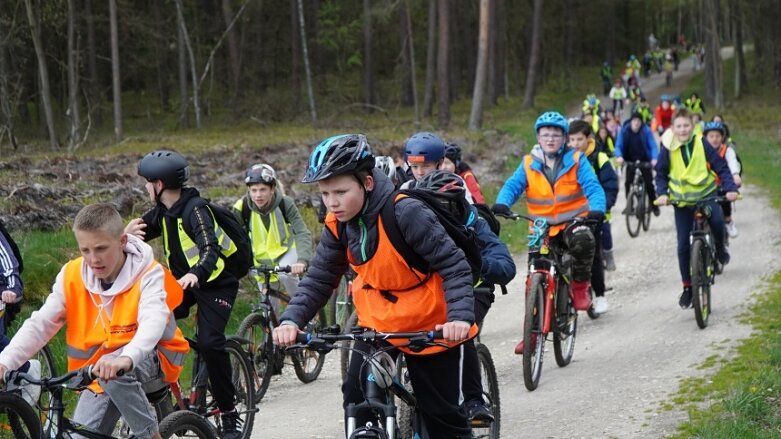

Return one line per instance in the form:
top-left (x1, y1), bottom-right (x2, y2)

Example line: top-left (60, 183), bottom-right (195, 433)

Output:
top-left (161, 206), bottom-right (237, 282)
top-left (233, 200), bottom-right (293, 266)
top-left (64, 258), bottom-right (189, 393)
top-left (668, 135), bottom-right (717, 206)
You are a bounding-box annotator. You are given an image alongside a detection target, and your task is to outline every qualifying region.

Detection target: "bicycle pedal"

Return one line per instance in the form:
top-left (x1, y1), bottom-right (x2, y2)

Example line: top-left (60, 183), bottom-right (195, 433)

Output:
top-left (470, 418), bottom-right (493, 428)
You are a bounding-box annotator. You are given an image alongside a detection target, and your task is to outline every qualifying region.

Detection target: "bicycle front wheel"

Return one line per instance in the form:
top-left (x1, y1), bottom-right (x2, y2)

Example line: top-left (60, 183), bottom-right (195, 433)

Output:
top-left (473, 343), bottom-right (500, 439)
top-left (206, 339), bottom-right (255, 439)
top-left (691, 238), bottom-right (712, 329)
top-left (236, 312), bottom-right (274, 404)
top-left (625, 189), bottom-right (642, 237)
top-left (33, 345), bottom-right (58, 437)
top-left (0, 392), bottom-right (42, 439)
top-left (291, 309), bottom-right (327, 383)
top-left (159, 410), bottom-right (219, 438)
top-left (523, 273), bottom-right (546, 391)
top-left (553, 287), bottom-right (578, 367)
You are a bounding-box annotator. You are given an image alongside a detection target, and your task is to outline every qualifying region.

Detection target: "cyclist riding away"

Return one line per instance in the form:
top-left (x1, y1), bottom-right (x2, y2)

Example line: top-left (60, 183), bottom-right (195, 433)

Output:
top-left (615, 112), bottom-right (660, 216)
top-left (651, 96), bottom-right (675, 136)
top-left (0, 203), bottom-right (189, 439)
top-left (233, 163), bottom-right (313, 295)
top-left (702, 121), bottom-right (742, 238)
top-left (492, 111), bottom-right (606, 352)
top-left (126, 150), bottom-right (244, 438)
top-left (273, 134), bottom-right (478, 438)
top-left (654, 109), bottom-right (738, 308)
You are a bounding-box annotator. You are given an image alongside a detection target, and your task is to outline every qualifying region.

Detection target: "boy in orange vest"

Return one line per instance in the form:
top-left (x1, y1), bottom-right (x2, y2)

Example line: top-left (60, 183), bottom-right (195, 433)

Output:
top-left (0, 203), bottom-right (188, 439)
top-left (492, 112), bottom-right (606, 352)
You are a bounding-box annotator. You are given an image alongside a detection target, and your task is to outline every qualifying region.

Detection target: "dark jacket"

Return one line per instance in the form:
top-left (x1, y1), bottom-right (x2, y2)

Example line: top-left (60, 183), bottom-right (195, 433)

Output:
top-left (281, 169), bottom-right (475, 327)
top-left (614, 120), bottom-right (659, 162)
top-left (585, 144), bottom-right (620, 211)
top-left (0, 232), bottom-right (22, 297)
top-left (472, 214), bottom-right (516, 287)
top-left (141, 187), bottom-right (237, 288)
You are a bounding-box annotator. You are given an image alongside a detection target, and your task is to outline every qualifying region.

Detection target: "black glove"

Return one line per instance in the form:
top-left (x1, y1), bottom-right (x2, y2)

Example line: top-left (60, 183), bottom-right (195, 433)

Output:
top-left (491, 204), bottom-right (511, 216)
top-left (587, 211), bottom-right (606, 222)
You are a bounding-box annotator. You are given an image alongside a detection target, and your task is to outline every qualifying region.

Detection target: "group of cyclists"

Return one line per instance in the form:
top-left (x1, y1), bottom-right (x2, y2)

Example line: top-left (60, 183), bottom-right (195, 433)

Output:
top-left (0, 51), bottom-right (744, 438)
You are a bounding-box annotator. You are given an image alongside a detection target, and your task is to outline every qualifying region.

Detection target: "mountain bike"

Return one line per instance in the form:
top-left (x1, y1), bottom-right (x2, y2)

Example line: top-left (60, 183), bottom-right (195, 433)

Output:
top-left (1, 365), bottom-right (217, 438)
top-left (624, 160), bottom-right (654, 237)
top-left (291, 327), bottom-right (452, 439)
top-left (323, 269), bottom-right (356, 382)
top-left (237, 265), bottom-right (326, 403)
top-left (666, 196), bottom-right (733, 329)
top-left (498, 212), bottom-right (597, 391)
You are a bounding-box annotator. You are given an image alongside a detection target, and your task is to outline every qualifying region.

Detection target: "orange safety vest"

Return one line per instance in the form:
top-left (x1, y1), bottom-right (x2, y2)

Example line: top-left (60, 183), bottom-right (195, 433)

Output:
top-left (63, 258), bottom-right (189, 393)
top-left (524, 152), bottom-right (590, 236)
top-left (324, 200), bottom-right (478, 355)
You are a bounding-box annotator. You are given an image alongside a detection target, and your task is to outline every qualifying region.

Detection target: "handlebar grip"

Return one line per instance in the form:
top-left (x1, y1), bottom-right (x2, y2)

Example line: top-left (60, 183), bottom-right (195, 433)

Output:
top-left (427, 329), bottom-right (444, 340)
top-left (295, 333), bottom-right (312, 344)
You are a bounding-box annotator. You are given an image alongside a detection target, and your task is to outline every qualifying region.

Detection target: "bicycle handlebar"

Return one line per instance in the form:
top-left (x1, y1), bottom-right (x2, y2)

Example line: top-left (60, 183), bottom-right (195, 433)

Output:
top-left (250, 265), bottom-right (292, 275)
top-left (657, 193), bottom-right (742, 207)
top-left (625, 160), bottom-right (654, 169)
top-left (293, 328), bottom-right (446, 353)
top-left (4, 365), bottom-right (125, 391)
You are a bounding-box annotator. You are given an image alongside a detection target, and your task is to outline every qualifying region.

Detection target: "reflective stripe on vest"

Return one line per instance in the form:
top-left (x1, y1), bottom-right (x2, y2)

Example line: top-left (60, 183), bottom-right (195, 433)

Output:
top-left (524, 152), bottom-right (590, 235)
top-left (324, 208), bottom-right (478, 355)
top-left (162, 206), bottom-right (235, 282)
top-left (248, 206), bottom-right (292, 266)
top-left (668, 135), bottom-right (717, 205)
top-left (63, 258), bottom-right (189, 393)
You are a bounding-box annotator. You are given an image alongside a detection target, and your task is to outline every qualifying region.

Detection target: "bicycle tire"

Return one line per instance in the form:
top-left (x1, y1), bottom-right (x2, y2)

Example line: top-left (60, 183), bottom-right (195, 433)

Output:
top-left (159, 410), bottom-right (219, 438)
top-left (641, 190), bottom-right (652, 231)
top-left (205, 339), bottom-right (255, 439)
top-left (553, 289), bottom-right (578, 367)
top-left (625, 189), bottom-right (642, 238)
top-left (691, 238), bottom-right (711, 329)
top-left (236, 312), bottom-right (274, 404)
top-left (395, 355), bottom-right (414, 439)
top-left (32, 345), bottom-right (58, 437)
top-left (0, 392), bottom-right (43, 439)
top-left (474, 343), bottom-right (500, 439)
top-left (523, 273), bottom-right (545, 391)
top-left (291, 309), bottom-right (327, 383)
top-left (340, 311), bottom-right (358, 383)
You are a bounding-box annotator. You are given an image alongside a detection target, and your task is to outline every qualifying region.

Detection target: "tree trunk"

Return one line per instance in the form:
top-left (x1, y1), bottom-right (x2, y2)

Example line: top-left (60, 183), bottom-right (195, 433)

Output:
top-left (363, 0), bottom-right (374, 109)
top-left (0, 2), bottom-right (16, 150)
top-left (175, 0), bottom-right (201, 128)
top-left (423, 0), bottom-right (437, 117)
top-left (469, 0), bottom-right (490, 131)
top-left (84, 0), bottom-right (101, 125)
top-left (177, 13), bottom-right (189, 128)
top-left (486, 0), bottom-right (497, 106)
top-left (151, 0), bottom-right (170, 112)
top-left (522, 0), bottom-right (543, 108)
top-left (399, 1), bottom-right (414, 107)
top-left (731, 0), bottom-right (747, 96)
top-left (703, 0), bottom-right (723, 110)
top-left (24, 0), bottom-right (58, 149)
top-left (436, 0), bottom-right (450, 127)
top-left (404, 0), bottom-right (420, 129)
top-left (109, 0), bottom-right (123, 142)
top-left (297, 0), bottom-right (317, 123)
top-left (290, 0), bottom-right (301, 110)
top-left (222, 0), bottom-right (242, 102)
top-left (67, 0), bottom-right (80, 149)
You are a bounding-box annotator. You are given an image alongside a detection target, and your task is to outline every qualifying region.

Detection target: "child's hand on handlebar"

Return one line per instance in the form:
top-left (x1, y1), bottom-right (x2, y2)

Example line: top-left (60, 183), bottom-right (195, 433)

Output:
top-left (273, 323), bottom-right (301, 347)
top-left (435, 321), bottom-right (471, 342)
top-left (655, 195), bottom-right (668, 206)
top-left (290, 262), bottom-right (307, 275)
top-left (92, 356), bottom-right (132, 381)
top-left (725, 191), bottom-right (739, 202)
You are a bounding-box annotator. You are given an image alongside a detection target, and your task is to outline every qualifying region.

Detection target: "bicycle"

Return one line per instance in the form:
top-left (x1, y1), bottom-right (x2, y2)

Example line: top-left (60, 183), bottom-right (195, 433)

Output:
top-left (291, 327), bottom-right (455, 439)
top-left (1, 365), bottom-right (217, 438)
top-left (237, 265), bottom-right (326, 403)
top-left (665, 196), bottom-right (733, 329)
top-left (624, 160), bottom-right (654, 237)
top-left (498, 212), bottom-right (597, 391)
top-left (323, 269), bottom-right (357, 383)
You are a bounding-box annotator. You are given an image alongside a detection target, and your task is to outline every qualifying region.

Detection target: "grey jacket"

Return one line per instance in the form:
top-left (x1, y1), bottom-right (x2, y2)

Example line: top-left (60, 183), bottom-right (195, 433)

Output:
top-left (280, 169), bottom-right (475, 327)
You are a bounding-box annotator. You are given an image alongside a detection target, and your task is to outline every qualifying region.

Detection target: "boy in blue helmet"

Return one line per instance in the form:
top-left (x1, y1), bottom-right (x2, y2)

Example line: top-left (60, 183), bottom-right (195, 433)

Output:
top-left (492, 112), bottom-right (606, 353)
top-left (275, 134), bottom-right (477, 438)
top-left (403, 131), bottom-right (447, 182)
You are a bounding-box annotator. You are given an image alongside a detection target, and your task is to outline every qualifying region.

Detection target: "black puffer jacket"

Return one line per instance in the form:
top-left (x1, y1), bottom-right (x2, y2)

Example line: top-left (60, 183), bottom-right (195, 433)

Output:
top-left (281, 169), bottom-right (475, 327)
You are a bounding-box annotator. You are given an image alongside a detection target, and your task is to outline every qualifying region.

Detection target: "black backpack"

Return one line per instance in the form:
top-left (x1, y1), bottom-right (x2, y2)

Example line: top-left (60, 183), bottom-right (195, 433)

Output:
top-left (182, 198), bottom-right (252, 280)
top-left (474, 203), bottom-right (501, 236)
top-left (380, 189), bottom-right (483, 286)
top-left (0, 220), bottom-right (23, 274)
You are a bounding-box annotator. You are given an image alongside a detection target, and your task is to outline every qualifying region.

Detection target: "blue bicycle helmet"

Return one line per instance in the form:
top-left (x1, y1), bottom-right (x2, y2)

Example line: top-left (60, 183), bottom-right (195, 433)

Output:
top-left (703, 121), bottom-right (726, 136)
top-left (403, 132), bottom-right (445, 163)
top-left (534, 111), bottom-right (569, 135)
top-left (302, 134), bottom-right (374, 183)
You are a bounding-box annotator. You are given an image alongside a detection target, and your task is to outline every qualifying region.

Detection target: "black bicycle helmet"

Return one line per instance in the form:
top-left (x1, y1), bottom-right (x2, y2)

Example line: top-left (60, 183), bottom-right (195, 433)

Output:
top-left (414, 170), bottom-right (466, 195)
top-left (303, 134), bottom-right (374, 183)
top-left (137, 150), bottom-right (189, 189)
top-left (245, 163), bottom-right (277, 186)
top-left (403, 132), bottom-right (445, 163)
top-left (444, 143), bottom-right (462, 164)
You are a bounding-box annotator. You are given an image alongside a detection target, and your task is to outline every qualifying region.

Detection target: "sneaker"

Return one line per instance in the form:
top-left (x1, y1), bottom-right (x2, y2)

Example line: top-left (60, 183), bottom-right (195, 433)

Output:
top-left (679, 287), bottom-right (693, 309)
top-left (593, 296), bottom-right (609, 314)
top-left (603, 249), bottom-right (616, 272)
top-left (20, 360), bottom-right (41, 407)
top-left (467, 400), bottom-right (495, 424)
top-left (652, 204), bottom-right (661, 217)
top-left (514, 333), bottom-right (538, 355)
top-left (725, 221), bottom-right (739, 238)
top-left (570, 281), bottom-right (592, 311)
top-left (717, 249), bottom-right (731, 266)
top-left (221, 410), bottom-right (243, 439)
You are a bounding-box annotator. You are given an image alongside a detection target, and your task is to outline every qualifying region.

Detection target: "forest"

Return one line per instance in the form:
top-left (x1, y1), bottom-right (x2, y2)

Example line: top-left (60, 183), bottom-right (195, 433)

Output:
top-left (0, 0), bottom-right (779, 152)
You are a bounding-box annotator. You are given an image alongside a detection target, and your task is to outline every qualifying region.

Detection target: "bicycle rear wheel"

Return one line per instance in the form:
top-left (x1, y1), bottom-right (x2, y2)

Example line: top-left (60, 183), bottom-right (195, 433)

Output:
top-left (291, 309), bottom-right (327, 383)
top-left (236, 312), bottom-right (274, 404)
top-left (523, 273), bottom-right (546, 391)
top-left (32, 345), bottom-right (58, 437)
top-left (641, 189), bottom-right (652, 231)
top-left (691, 239), bottom-right (712, 329)
top-left (0, 392), bottom-right (42, 439)
top-left (553, 288), bottom-right (578, 367)
top-left (159, 410), bottom-right (219, 438)
top-left (625, 189), bottom-right (642, 237)
top-left (473, 343), bottom-right (500, 439)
